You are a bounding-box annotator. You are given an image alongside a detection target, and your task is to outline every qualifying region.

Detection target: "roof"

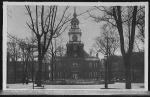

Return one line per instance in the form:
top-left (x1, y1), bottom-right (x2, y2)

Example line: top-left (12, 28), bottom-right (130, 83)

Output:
top-left (71, 17), bottom-right (79, 23)
top-left (85, 57), bottom-right (100, 61)
top-left (71, 7), bottom-right (79, 23)
top-left (84, 50), bottom-right (100, 61)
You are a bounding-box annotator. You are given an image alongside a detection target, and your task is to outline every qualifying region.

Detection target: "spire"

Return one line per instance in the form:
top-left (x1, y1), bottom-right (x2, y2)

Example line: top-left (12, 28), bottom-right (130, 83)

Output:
top-left (71, 6), bottom-right (79, 24)
top-left (73, 7), bottom-right (77, 18)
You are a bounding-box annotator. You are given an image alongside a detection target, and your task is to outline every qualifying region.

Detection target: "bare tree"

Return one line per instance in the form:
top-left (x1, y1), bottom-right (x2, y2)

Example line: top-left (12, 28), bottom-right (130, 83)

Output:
top-left (92, 24), bottom-right (119, 82)
top-left (45, 37), bottom-right (66, 81)
top-left (25, 5), bottom-right (71, 86)
top-left (25, 34), bottom-right (38, 82)
top-left (90, 6), bottom-right (144, 89)
top-left (93, 24), bottom-right (119, 56)
top-left (136, 6), bottom-right (145, 43)
top-left (7, 32), bottom-right (38, 82)
top-left (7, 40), bottom-right (20, 83)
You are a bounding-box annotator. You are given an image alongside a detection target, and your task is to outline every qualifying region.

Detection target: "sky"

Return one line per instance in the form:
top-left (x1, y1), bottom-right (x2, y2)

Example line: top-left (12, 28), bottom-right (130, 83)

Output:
top-left (7, 5), bottom-right (111, 59)
top-left (7, 4), bottom-right (144, 59)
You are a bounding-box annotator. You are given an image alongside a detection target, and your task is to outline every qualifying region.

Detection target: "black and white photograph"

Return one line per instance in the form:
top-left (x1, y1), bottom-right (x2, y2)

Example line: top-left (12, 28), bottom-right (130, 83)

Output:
top-left (3, 2), bottom-right (149, 95)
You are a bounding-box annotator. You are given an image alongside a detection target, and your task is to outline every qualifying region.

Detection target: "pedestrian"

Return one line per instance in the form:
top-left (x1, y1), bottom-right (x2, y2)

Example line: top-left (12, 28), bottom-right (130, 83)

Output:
top-left (25, 77), bottom-right (28, 84)
top-left (35, 77), bottom-right (38, 84)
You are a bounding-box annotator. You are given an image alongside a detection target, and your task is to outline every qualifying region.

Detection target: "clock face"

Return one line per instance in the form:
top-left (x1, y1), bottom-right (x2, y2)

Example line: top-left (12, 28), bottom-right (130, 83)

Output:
top-left (72, 35), bottom-right (78, 41)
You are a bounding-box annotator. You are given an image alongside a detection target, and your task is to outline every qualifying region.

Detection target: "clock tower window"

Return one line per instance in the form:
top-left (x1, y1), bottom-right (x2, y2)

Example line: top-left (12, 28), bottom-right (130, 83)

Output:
top-left (73, 46), bottom-right (77, 51)
top-left (73, 23), bottom-right (76, 28)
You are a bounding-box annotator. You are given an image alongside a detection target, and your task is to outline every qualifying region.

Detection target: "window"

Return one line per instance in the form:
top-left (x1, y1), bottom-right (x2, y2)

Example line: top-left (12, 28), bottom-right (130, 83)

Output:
top-left (91, 72), bottom-right (93, 77)
top-left (58, 72), bottom-right (59, 77)
top-left (73, 23), bottom-right (76, 28)
top-left (94, 72), bottom-right (97, 77)
top-left (58, 63), bottom-right (62, 67)
top-left (53, 72), bottom-right (55, 76)
top-left (49, 66), bottom-right (51, 70)
top-left (89, 63), bottom-right (92, 67)
top-left (73, 46), bottom-right (77, 51)
top-left (89, 72), bottom-right (92, 77)
top-left (95, 63), bottom-right (97, 67)
top-left (49, 73), bottom-right (51, 77)
top-left (58, 72), bottom-right (62, 77)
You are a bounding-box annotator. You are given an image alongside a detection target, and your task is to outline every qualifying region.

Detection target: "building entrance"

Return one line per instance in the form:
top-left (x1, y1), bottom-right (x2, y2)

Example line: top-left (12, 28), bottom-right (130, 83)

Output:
top-left (73, 73), bottom-right (78, 79)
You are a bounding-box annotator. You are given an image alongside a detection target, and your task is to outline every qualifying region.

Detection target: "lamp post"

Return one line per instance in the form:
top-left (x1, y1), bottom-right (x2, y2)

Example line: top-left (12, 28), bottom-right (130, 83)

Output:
top-left (104, 54), bottom-right (108, 89)
top-left (104, 34), bottom-right (109, 89)
top-left (104, 35), bottom-right (113, 89)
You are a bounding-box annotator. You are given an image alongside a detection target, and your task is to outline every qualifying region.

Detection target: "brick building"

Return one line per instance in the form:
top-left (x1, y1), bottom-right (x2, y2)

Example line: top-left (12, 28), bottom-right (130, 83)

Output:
top-left (102, 52), bottom-right (144, 82)
top-left (51, 8), bottom-right (101, 80)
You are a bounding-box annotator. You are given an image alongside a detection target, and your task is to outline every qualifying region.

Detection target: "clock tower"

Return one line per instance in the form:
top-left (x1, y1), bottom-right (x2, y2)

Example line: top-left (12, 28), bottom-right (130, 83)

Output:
top-left (66, 7), bottom-right (84, 58)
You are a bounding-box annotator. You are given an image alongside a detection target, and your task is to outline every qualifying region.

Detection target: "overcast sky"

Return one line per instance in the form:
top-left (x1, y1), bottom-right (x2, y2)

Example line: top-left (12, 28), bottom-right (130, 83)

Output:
top-left (7, 4), bottom-right (146, 59)
top-left (7, 5), bottom-right (113, 59)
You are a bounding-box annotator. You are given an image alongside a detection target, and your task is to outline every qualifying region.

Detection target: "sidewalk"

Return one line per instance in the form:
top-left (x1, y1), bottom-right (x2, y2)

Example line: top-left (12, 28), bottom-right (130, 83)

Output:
top-left (6, 82), bottom-right (144, 90)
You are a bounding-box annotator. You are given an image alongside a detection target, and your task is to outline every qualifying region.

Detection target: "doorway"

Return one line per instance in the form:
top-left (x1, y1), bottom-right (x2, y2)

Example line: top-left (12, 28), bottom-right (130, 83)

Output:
top-left (73, 73), bottom-right (78, 79)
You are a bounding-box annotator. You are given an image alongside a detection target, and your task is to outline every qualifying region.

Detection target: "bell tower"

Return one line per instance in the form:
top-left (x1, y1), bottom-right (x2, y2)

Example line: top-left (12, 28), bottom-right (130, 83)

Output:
top-left (66, 7), bottom-right (84, 58)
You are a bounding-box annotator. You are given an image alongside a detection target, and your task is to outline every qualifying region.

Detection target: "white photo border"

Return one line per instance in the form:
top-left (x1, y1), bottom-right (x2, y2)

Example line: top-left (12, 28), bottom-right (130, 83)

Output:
top-left (3, 1), bottom-right (149, 95)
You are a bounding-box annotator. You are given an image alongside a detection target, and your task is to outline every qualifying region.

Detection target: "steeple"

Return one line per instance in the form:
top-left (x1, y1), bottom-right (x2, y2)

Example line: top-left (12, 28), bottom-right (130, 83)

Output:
top-left (71, 7), bottom-right (79, 24)
top-left (66, 6), bottom-right (84, 58)
top-left (73, 7), bottom-right (77, 18)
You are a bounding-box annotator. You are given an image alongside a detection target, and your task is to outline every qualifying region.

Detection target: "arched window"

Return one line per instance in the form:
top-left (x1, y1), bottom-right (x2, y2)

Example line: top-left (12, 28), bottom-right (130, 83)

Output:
top-left (94, 72), bottom-right (97, 77)
top-left (89, 72), bottom-right (92, 77)
top-left (49, 66), bottom-right (51, 70)
top-left (89, 62), bottom-right (92, 67)
top-left (73, 23), bottom-right (76, 28)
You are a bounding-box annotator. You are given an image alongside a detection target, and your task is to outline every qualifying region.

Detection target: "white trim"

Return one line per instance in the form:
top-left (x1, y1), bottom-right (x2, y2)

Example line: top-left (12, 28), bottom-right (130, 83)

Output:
top-left (3, 2), bottom-right (148, 6)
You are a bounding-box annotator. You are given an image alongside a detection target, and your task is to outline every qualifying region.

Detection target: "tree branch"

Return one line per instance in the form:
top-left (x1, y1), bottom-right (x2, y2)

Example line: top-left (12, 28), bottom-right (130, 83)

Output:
top-left (129, 6), bottom-right (137, 54)
top-left (25, 5), bottom-right (36, 34)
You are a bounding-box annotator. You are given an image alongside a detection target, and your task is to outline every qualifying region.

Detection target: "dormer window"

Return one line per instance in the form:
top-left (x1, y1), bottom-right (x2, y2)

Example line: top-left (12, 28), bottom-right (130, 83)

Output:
top-left (71, 22), bottom-right (79, 28)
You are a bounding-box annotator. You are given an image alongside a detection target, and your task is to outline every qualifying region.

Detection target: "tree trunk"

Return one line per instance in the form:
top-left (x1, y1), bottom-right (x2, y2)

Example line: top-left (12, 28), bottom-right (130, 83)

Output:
top-left (124, 55), bottom-right (131, 89)
top-left (37, 57), bottom-right (42, 86)
top-left (108, 57), bottom-right (112, 82)
top-left (14, 61), bottom-right (16, 83)
top-left (142, 61), bottom-right (144, 82)
top-left (25, 59), bottom-right (28, 78)
top-left (32, 59), bottom-right (34, 82)
top-left (132, 62), bottom-right (134, 82)
top-left (22, 49), bottom-right (25, 81)
top-left (51, 57), bottom-right (54, 81)
top-left (51, 43), bottom-right (54, 81)
top-left (7, 54), bottom-right (9, 84)
top-left (116, 71), bottom-right (117, 81)
top-left (45, 62), bottom-right (46, 82)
